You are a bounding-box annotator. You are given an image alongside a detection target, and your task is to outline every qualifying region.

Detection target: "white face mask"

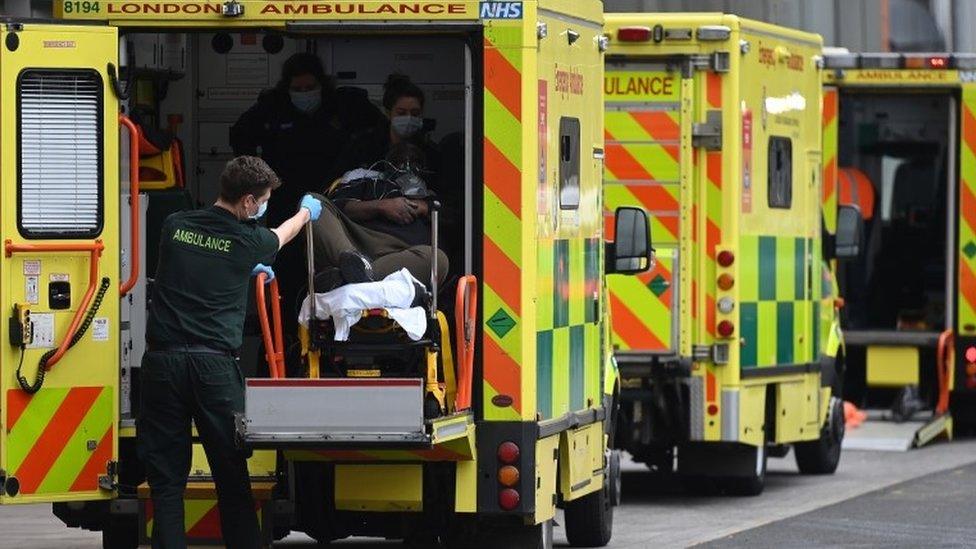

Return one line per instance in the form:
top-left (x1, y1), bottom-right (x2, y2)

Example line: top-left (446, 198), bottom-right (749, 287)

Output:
top-left (391, 115), bottom-right (423, 138)
top-left (248, 199), bottom-right (268, 220)
top-left (290, 88), bottom-right (322, 114)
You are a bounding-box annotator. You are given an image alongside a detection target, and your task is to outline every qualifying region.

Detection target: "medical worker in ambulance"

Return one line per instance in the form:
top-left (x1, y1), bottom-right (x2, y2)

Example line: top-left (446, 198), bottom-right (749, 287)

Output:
top-left (230, 52), bottom-right (382, 342)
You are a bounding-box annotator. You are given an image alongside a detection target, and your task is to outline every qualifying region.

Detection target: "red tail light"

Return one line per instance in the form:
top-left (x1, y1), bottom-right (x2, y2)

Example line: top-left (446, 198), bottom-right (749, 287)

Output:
top-left (497, 441), bottom-right (520, 464)
top-left (499, 488), bottom-right (520, 510)
top-left (717, 251), bottom-right (735, 267)
top-left (717, 320), bottom-right (735, 338)
top-left (617, 27), bottom-right (652, 42)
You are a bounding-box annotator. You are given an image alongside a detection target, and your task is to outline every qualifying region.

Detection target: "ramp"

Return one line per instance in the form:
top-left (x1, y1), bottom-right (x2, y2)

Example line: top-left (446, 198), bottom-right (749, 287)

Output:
top-left (842, 409), bottom-right (952, 451)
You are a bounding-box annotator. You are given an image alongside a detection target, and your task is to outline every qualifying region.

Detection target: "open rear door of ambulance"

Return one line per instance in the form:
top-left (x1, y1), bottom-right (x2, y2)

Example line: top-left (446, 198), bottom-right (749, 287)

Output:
top-left (0, 23), bottom-right (121, 504)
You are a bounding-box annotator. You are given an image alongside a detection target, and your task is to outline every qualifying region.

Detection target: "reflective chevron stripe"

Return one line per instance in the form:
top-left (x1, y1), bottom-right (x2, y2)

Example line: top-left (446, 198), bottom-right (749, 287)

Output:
top-left (5, 386), bottom-right (113, 496)
top-left (959, 87), bottom-right (976, 332)
top-left (605, 67), bottom-right (681, 354)
top-left (482, 25), bottom-right (524, 420)
top-left (822, 87), bottom-right (839, 234)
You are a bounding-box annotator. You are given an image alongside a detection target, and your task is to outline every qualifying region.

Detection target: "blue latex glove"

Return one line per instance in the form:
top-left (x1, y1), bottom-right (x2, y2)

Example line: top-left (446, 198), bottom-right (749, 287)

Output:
top-left (251, 263), bottom-right (275, 283)
top-left (300, 195), bottom-right (322, 221)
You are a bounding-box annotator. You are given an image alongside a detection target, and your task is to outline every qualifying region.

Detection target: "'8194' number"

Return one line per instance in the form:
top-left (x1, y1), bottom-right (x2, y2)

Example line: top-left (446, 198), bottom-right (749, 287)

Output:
top-left (63, 1), bottom-right (100, 13)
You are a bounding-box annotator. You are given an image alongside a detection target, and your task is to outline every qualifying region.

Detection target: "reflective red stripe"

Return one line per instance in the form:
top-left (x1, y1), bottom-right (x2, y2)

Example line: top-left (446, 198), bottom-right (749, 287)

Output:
top-left (15, 387), bottom-right (102, 494)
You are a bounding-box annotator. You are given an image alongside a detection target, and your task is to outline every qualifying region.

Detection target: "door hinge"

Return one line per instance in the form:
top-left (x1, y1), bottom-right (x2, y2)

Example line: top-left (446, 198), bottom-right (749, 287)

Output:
top-left (692, 110), bottom-right (723, 150)
top-left (682, 52), bottom-right (731, 76)
top-left (691, 345), bottom-right (712, 362)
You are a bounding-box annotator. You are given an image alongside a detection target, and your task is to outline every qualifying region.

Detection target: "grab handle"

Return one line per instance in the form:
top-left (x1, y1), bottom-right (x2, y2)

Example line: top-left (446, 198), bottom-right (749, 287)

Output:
top-left (255, 274), bottom-right (285, 379)
top-left (936, 329), bottom-right (953, 415)
top-left (119, 114), bottom-right (141, 297)
top-left (454, 275), bottom-right (478, 411)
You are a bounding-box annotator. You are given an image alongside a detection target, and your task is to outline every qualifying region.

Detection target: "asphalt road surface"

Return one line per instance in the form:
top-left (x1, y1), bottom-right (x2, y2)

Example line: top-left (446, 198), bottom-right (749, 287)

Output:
top-left (2, 439), bottom-right (975, 548)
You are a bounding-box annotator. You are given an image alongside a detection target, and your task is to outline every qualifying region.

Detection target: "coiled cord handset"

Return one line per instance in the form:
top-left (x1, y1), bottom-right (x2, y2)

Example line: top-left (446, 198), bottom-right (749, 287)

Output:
top-left (17, 277), bottom-right (111, 394)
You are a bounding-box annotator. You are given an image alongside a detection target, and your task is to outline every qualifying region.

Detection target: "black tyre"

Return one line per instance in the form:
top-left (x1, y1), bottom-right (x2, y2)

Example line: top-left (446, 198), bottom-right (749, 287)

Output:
top-left (719, 443), bottom-right (767, 497)
top-left (608, 450), bottom-right (622, 506)
top-left (564, 467), bottom-right (613, 547)
top-left (101, 514), bottom-right (138, 549)
top-left (795, 396), bottom-right (845, 474)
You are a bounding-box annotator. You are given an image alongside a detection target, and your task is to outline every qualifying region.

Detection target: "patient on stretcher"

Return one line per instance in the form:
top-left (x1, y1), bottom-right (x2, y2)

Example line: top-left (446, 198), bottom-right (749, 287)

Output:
top-left (308, 143), bottom-right (449, 291)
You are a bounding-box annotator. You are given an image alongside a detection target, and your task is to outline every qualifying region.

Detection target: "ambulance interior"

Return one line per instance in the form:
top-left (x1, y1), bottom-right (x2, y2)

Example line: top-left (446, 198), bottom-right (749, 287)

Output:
top-left (835, 91), bottom-right (954, 403)
top-left (120, 30), bottom-right (473, 419)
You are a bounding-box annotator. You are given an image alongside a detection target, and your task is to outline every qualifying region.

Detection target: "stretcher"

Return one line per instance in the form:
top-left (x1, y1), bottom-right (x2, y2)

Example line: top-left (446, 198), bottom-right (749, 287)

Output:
top-left (237, 202), bottom-right (477, 452)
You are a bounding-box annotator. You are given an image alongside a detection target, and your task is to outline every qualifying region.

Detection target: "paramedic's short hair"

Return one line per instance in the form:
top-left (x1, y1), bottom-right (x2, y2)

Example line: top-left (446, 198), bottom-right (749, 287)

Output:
top-left (277, 53), bottom-right (335, 93)
top-left (383, 74), bottom-right (425, 110)
top-left (219, 156), bottom-right (282, 202)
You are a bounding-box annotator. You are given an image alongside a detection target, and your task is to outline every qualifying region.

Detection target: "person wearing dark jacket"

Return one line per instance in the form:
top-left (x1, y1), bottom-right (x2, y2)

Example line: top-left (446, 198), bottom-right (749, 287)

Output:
top-left (326, 74), bottom-right (440, 187)
top-left (230, 53), bottom-right (383, 334)
top-left (230, 53), bottom-right (382, 226)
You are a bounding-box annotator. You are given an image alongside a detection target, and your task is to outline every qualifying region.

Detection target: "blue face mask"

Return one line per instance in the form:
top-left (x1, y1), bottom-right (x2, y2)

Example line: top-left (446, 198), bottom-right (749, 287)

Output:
top-left (391, 115), bottom-right (424, 138)
top-left (290, 88), bottom-right (322, 114)
top-left (249, 200), bottom-right (267, 220)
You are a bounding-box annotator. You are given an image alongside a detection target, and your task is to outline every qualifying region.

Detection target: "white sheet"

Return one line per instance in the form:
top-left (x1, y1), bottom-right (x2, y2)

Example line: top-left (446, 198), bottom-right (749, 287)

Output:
top-left (298, 268), bottom-right (427, 341)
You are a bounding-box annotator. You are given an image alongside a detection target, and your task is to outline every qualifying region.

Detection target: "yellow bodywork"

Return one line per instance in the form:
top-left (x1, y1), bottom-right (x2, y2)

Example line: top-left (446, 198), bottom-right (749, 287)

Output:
top-left (9, 0), bottom-right (617, 534)
top-left (605, 13), bottom-right (831, 446)
top-left (0, 24), bottom-right (121, 504)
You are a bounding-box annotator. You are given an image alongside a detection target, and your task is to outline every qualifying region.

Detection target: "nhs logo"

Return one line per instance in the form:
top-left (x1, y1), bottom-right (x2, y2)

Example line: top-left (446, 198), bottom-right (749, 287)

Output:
top-left (480, 1), bottom-right (523, 19)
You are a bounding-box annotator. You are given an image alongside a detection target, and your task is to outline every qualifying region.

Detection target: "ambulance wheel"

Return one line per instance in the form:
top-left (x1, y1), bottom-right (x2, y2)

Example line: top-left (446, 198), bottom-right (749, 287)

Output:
top-left (564, 469), bottom-right (613, 547)
top-left (795, 396), bottom-right (845, 475)
top-left (608, 450), bottom-right (622, 507)
top-left (101, 514), bottom-right (138, 549)
top-left (718, 443), bottom-right (767, 497)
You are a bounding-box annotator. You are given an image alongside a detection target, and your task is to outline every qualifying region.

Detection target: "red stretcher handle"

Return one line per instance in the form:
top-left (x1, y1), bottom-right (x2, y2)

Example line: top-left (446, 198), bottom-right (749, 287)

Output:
top-left (936, 329), bottom-right (953, 415)
top-left (454, 275), bottom-right (478, 411)
top-left (119, 114), bottom-right (141, 297)
top-left (255, 274), bottom-right (286, 379)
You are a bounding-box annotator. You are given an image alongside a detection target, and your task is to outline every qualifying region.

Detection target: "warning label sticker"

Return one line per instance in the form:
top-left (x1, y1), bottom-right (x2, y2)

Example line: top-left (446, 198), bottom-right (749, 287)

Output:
top-left (93, 318), bottom-right (110, 342)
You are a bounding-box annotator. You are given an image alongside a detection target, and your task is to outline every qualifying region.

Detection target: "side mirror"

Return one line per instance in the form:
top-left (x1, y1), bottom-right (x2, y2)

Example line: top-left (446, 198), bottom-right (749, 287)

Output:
top-left (835, 204), bottom-right (864, 260)
top-left (608, 207), bottom-right (654, 275)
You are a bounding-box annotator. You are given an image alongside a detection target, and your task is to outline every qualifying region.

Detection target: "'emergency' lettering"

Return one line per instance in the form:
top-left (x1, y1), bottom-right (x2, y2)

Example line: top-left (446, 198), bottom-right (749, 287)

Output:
top-left (172, 229), bottom-right (232, 253)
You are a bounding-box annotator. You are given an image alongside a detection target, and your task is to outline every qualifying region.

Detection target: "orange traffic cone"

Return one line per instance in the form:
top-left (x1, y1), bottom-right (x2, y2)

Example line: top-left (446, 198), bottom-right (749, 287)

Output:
top-left (844, 401), bottom-right (866, 428)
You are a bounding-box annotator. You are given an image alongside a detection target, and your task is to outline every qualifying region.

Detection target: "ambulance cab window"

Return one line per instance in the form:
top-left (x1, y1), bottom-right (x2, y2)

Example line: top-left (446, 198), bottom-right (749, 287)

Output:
top-left (18, 69), bottom-right (104, 238)
top-left (768, 136), bottom-right (793, 209)
top-left (559, 117), bottom-right (581, 210)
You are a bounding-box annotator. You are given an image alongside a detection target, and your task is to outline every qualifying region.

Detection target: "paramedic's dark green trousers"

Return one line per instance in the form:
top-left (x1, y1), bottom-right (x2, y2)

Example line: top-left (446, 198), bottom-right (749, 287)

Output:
top-left (138, 350), bottom-right (259, 549)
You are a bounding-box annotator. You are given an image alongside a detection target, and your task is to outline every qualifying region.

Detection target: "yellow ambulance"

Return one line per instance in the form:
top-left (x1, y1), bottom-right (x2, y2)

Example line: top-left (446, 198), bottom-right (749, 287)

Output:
top-left (0, 2), bottom-right (652, 547)
top-left (602, 13), bottom-right (860, 494)
top-left (822, 49), bottom-right (976, 446)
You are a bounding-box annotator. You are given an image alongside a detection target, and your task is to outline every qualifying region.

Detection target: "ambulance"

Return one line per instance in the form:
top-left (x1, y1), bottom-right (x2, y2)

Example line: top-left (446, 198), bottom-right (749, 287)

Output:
top-left (0, 2), bottom-right (651, 547)
top-left (602, 14), bottom-right (860, 494)
top-left (822, 49), bottom-right (976, 447)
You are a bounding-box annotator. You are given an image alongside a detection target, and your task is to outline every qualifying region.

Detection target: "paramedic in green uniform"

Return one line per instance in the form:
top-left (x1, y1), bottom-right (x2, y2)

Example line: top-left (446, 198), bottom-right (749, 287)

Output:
top-left (138, 156), bottom-right (322, 549)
